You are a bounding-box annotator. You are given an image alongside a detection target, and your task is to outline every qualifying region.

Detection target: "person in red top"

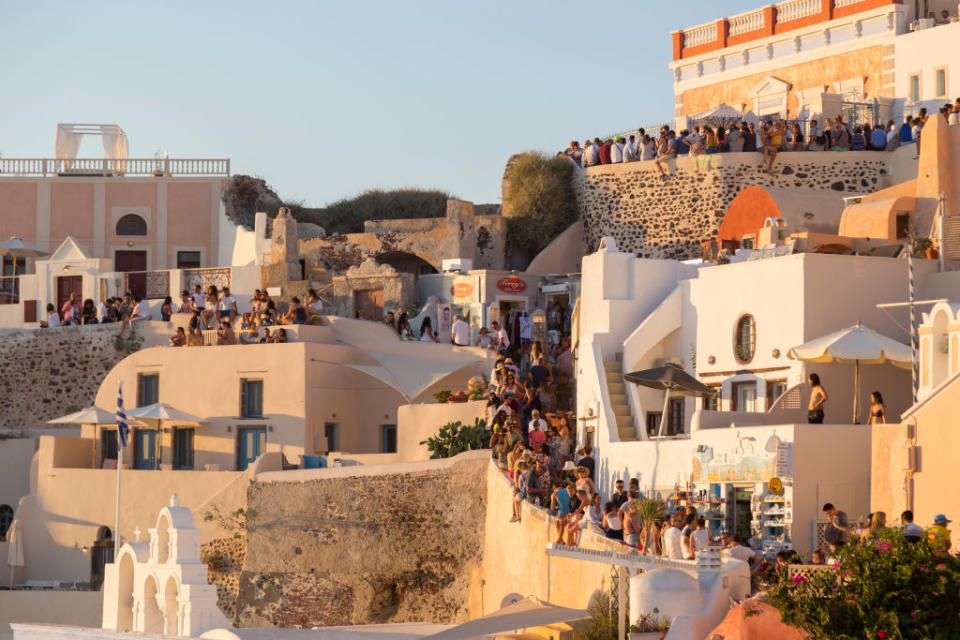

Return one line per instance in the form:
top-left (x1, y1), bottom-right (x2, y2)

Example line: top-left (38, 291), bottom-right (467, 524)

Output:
top-left (597, 138), bottom-right (612, 165)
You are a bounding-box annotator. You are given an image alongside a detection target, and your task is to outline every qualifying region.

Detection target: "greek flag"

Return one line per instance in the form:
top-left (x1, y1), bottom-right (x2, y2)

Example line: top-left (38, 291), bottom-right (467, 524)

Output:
top-left (116, 383), bottom-right (129, 449)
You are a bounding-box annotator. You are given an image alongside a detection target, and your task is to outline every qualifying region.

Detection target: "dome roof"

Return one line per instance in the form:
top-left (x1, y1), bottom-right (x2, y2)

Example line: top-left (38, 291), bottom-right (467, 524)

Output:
top-left (630, 568), bottom-right (703, 622)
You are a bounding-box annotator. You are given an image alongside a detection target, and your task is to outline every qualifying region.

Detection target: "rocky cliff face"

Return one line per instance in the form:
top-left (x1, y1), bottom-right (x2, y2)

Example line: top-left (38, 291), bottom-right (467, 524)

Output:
top-left (235, 455), bottom-right (488, 628)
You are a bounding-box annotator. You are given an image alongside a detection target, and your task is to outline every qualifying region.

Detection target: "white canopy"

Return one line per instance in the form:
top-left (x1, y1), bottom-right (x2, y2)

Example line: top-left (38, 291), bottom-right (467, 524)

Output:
top-left (55, 123), bottom-right (129, 165)
top-left (341, 349), bottom-right (482, 402)
top-left (47, 406), bottom-right (117, 425)
top-left (419, 597), bottom-right (588, 640)
top-left (125, 403), bottom-right (206, 424)
top-left (7, 518), bottom-right (23, 588)
top-left (0, 236), bottom-right (50, 259)
top-left (787, 324), bottom-right (912, 368)
top-left (690, 103), bottom-right (745, 121)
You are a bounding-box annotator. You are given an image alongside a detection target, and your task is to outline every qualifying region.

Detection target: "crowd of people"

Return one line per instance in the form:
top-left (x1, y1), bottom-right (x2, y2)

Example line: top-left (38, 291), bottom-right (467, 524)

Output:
top-left (561, 98), bottom-right (960, 176)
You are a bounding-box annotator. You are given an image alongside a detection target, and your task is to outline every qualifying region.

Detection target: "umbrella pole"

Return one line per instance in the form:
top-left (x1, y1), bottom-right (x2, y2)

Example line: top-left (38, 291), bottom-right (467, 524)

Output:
top-left (657, 387), bottom-right (672, 438)
top-left (853, 360), bottom-right (860, 424)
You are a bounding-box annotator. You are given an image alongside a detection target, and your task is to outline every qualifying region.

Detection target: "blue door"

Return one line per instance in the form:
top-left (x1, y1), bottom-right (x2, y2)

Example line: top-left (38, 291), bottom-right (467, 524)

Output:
top-left (238, 427), bottom-right (266, 470)
top-left (135, 430), bottom-right (156, 470)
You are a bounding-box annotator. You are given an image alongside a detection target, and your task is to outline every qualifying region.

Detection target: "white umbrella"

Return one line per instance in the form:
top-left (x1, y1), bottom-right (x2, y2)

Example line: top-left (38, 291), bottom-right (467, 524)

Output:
top-left (47, 406), bottom-right (118, 425)
top-left (0, 236), bottom-right (49, 258)
top-left (125, 403), bottom-right (205, 470)
top-left (787, 322), bottom-right (912, 423)
top-left (7, 519), bottom-right (23, 588)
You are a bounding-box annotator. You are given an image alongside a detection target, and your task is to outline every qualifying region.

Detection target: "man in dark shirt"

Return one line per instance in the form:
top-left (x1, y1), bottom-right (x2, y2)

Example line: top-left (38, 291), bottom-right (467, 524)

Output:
top-left (577, 445), bottom-right (595, 480)
top-left (610, 479), bottom-right (629, 509)
top-left (529, 357), bottom-right (551, 389)
top-left (525, 460), bottom-right (548, 506)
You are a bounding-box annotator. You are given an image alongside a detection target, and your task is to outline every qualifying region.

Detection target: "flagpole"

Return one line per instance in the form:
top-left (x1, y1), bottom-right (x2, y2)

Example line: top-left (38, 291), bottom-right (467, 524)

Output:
top-left (115, 444), bottom-right (122, 560)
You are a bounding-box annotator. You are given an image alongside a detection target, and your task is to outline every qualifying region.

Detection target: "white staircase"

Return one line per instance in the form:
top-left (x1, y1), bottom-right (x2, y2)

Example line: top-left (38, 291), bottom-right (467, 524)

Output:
top-left (604, 353), bottom-right (638, 441)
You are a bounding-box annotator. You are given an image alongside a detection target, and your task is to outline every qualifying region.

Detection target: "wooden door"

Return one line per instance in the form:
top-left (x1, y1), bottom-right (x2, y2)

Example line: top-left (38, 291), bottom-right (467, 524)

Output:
top-left (238, 427), bottom-right (266, 470)
top-left (354, 289), bottom-right (384, 321)
top-left (56, 276), bottom-right (83, 315)
top-left (115, 250), bottom-right (147, 298)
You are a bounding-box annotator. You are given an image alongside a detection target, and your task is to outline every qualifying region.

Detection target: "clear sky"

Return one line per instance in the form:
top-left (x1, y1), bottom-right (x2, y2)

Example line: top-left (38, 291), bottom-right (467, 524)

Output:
top-left (1, 0), bottom-right (760, 206)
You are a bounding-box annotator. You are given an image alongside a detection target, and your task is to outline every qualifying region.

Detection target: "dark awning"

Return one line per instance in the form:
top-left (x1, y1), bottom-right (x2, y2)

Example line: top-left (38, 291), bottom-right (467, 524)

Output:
top-left (624, 363), bottom-right (716, 397)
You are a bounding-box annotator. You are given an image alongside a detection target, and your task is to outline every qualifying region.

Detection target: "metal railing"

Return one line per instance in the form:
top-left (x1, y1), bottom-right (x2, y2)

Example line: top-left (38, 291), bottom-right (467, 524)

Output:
top-left (684, 22), bottom-right (719, 48)
top-left (0, 157), bottom-right (230, 177)
top-left (121, 270), bottom-right (170, 300)
top-left (729, 8), bottom-right (766, 35)
top-left (182, 267), bottom-right (231, 292)
top-left (776, 0), bottom-right (820, 23)
top-left (0, 276), bottom-right (19, 304)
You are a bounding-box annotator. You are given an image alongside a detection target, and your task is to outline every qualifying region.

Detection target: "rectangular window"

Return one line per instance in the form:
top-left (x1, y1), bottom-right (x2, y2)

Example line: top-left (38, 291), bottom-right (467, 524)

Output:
top-left (2, 257), bottom-right (25, 276)
top-left (174, 428), bottom-right (194, 469)
top-left (240, 379), bottom-right (264, 418)
top-left (732, 381), bottom-right (758, 412)
top-left (702, 386), bottom-right (721, 411)
top-left (740, 235), bottom-right (756, 250)
top-left (324, 422), bottom-right (337, 452)
top-left (646, 412), bottom-right (663, 438)
top-left (934, 67), bottom-right (947, 98)
top-left (176, 251), bottom-right (202, 269)
top-left (137, 373), bottom-right (159, 406)
top-left (380, 424), bottom-right (397, 454)
top-left (766, 380), bottom-right (788, 410)
top-left (101, 429), bottom-right (119, 463)
top-left (666, 398), bottom-right (685, 436)
top-left (909, 74), bottom-right (921, 104)
top-left (896, 213), bottom-right (911, 239)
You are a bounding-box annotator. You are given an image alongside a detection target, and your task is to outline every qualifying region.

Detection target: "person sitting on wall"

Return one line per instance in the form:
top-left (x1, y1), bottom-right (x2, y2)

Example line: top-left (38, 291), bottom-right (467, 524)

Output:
top-left (217, 318), bottom-right (237, 345)
top-left (419, 316), bottom-right (439, 342)
top-left (278, 297), bottom-right (307, 325)
top-left (169, 326), bottom-right (187, 347)
top-left (306, 289), bottom-right (324, 324)
top-left (97, 297), bottom-right (113, 324)
top-left (218, 286), bottom-right (238, 325)
top-left (39, 303), bottom-right (61, 329)
top-left (118, 295), bottom-right (152, 338)
top-left (81, 298), bottom-right (99, 325)
top-left (178, 289), bottom-right (192, 313)
top-left (272, 328), bottom-right (289, 343)
top-left (187, 326), bottom-right (204, 346)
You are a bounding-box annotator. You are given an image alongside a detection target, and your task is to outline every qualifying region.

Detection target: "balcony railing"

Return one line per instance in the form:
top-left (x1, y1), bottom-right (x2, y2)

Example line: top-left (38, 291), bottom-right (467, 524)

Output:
top-left (122, 271), bottom-right (170, 300)
top-left (684, 22), bottom-right (719, 48)
top-left (729, 8), bottom-right (766, 35)
top-left (0, 157), bottom-right (230, 177)
top-left (776, 0), bottom-right (820, 23)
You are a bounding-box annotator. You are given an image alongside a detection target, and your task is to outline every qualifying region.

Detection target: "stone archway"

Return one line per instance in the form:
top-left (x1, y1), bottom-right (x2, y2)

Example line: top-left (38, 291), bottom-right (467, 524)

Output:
top-left (115, 552), bottom-right (135, 632)
top-left (155, 514), bottom-right (171, 564)
top-left (163, 575), bottom-right (181, 636)
top-left (142, 574), bottom-right (163, 635)
top-left (375, 251), bottom-right (438, 275)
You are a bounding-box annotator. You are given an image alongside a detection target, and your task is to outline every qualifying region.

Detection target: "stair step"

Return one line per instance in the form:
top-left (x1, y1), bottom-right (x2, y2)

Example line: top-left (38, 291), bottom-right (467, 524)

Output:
top-left (607, 383), bottom-right (626, 395)
top-left (614, 351), bottom-right (623, 362)
top-left (605, 371), bottom-right (623, 381)
top-left (615, 414), bottom-right (633, 428)
top-left (611, 403), bottom-right (630, 417)
top-left (609, 393), bottom-right (627, 405)
top-left (617, 425), bottom-right (638, 441)
top-left (603, 361), bottom-right (620, 372)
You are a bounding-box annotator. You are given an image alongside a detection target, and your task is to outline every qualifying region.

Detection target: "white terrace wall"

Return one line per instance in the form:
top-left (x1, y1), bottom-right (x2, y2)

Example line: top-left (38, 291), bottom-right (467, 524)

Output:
top-left (575, 148), bottom-right (917, 258)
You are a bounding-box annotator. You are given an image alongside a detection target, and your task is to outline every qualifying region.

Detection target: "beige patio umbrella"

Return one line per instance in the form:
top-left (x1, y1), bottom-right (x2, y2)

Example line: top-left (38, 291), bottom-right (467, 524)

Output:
top-left (7, 518), bottom-right (23, 589)
top-left (125, 403), bottom-right (205, 469)
top-left (419, 597), bottom-right (587, 640)
top-left (47, 406), bottom-right (118, 426)
top-left (787, 322), bottom-right (912, 423)
top-left (0, 236), bottom-right (49, 258)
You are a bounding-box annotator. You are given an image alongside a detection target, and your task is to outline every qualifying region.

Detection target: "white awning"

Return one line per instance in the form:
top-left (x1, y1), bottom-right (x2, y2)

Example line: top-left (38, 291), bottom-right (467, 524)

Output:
top-left (419, 597), bottom-right (588, 640)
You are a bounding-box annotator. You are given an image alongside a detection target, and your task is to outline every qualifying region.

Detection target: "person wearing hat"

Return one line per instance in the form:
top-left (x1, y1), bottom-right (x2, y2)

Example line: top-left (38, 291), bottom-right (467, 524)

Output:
top-left (927, 514), bottom-right (952, 551)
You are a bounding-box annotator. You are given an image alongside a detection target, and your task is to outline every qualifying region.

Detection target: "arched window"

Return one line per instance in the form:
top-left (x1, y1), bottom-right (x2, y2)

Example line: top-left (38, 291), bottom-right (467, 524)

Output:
top-left (116, 214), bottom-right (147, 236)
top-left (734, 315), bottom-right (756, 364)
top-left (0, 504), bottom-right (13, 539)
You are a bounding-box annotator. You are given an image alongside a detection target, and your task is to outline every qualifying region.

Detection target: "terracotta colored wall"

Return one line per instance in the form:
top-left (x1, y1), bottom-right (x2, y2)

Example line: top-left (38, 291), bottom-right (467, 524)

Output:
top-left (167, 181), bottom-right (214, 256)
top-left (49, 182), bottom-right (94, 250)
top-left (0, 183), bottom-right (38, 240)
top-left (717, 186), bottom-right (780, 242)
top-left (105, 182), bottom-right (158, 263)
top-left (680, 45), bottom-right (885, 117)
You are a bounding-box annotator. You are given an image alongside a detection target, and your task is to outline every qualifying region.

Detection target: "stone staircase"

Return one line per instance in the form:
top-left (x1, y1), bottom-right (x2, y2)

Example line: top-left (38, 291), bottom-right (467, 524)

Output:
top-left (604, 353), bottom-right (638, 441)
top-left (941, 215), bottom-right (960, 269)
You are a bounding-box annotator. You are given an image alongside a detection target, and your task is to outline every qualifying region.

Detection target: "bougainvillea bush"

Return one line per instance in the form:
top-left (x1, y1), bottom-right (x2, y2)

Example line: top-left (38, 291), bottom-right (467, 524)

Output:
top-left (768, 528), bottom-right (960, 639)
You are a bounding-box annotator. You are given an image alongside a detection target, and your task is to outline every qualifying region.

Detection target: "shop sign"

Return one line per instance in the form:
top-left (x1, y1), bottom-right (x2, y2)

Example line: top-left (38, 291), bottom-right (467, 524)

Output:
top-left (497, 276), bottom-right (527, 293)
top-left (452, 282), bottom-right (474, 298)
top-left (775, 442), bottom-right (791, 477)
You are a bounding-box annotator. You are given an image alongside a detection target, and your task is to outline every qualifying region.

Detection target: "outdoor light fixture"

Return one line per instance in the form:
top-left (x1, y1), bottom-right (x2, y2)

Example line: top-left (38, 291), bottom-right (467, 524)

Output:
top-left (127, 241), bottom-right (134, 247)
top-left (772, 348), bottom-right (781, 358)
top-left (226, 426), bottom-right (232, 432)
top-left (707, 355), bottom-right (716, 364)
top-left (62, 265), bottom-right (70, 272)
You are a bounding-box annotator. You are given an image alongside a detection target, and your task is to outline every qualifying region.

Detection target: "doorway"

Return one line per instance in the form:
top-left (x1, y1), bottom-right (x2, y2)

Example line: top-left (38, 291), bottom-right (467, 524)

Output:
top-left (135, 429), bottom-right (157, 470)
top-left (726, 484), bottom-right (756, 542)
top-left (115, 250), bottom-right (147, 298)
top-left (56, 275), bottom-right (83, 317)
top-left (354, 289), bottom-right (384, 321)
top-left (91, 526), bottom-right (114, 583)
top-left (732, 381), bottom-right (758, 412)
top-left (238, 426), bottom-right (266, 470)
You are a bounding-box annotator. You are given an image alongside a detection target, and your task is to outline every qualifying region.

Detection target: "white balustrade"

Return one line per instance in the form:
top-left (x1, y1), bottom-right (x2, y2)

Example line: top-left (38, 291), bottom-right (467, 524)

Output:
top-left (683, 22), bottom-right (718, 48)
top-left (776, 0), bottom-right (820, 23)
top-left (834, 0), bottom-right (861, 7)
top-left (0, 158), bottom-right (230, 177)
top-left (729, 9), bottom-right (766, 35)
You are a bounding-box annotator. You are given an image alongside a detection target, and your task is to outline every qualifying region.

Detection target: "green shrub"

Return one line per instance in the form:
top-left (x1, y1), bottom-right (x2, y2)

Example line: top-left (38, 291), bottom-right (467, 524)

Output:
top-left (304, 188), bottom-right (450, 234)
top-left (420, 418), bottom-right (488, 458)
top-left (503, 152), bottom-right (578, 266)
top-left (768, 528), bottom-right (960, 639)
top-left (575, 591), bottom-right (618, 640)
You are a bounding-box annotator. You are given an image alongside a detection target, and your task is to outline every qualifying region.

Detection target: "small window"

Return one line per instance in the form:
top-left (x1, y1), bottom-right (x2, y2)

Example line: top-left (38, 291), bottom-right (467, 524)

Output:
top-left (176, 251), bottom-right (201, 269)
top-left (666, 398), bottom-right (685, 436)
top-left (740, 235), bottom-right (756, 250)
top-left (174, 427), bottom-right (194, 469)
top-left (2, 257), bottom-right (25, 277)
top-left (909, 74), bottom-right (921, 104)
top-left (324, 422), bottom-right (337, 452)
top-left (116, 214), bottom-right (147, 236)
top-left (137, 373), bottom-right (159, 406)
top-left (0, 504), bottom-right (13, 540)
top-left (240, 379), bottom-right (264, 418)
top-left (646, 412), bottom-right (663, 438)
top-left (380, 424), bottom-right (397, 453)
top-left (895, 213), bottom-right (911, 239)
top-left (934, 67), bottom-right (947, 98)
top-left (702, 387), bottom-right (720, 411)
top-left (734, 315), bottom-right (757, 364)
top-left (101, 429), bottom-right (119, 463)
top-left (766, 379), bottom-right (788, 410)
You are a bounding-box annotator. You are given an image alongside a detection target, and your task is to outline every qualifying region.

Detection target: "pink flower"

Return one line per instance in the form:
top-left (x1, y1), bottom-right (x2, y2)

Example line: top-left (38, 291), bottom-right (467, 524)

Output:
top-left (936, 563), bottom-right (946, 570)
top-left (911, 611), bottom-right (918, 618)
top-left (792, 574), bottom-right (808, 584)
top-left (878, 631), bottom-right (888, 639)
top-left (875, 542), bottom-right (892, 552)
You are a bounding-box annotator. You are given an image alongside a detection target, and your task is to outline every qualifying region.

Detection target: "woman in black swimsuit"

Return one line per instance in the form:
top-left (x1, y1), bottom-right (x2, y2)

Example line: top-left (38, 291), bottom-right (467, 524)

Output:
top-left (866, 391), bottom-right (887, 425)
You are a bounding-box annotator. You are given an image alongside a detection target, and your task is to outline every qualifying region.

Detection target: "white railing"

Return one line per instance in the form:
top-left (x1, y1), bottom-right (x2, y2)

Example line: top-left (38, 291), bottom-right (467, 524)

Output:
top-left (777, 0), bottom-right (821, 23)
top-left (0, 158), bottom-right (230, 177)
top-left (683, 22), bottom-right (719, 48)
top-left (834, 0), bottom-right (861, 6)
top-left (729, 8), bottom-right (766, 35)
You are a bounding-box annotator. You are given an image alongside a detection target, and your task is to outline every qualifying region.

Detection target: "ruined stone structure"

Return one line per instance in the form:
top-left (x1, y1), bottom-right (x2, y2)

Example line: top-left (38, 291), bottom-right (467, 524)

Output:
top-left (235, 455), bottom-right (488, 627)
top-left (575, 151), bottom-right (906, 258)
top-left (331, 258), bottom-right (416, 319)
top-left (0, 325), bottom-right (142, 433)
top-left (299, 199), bottom-right (506, 275)
top-left (270, 207), bottom-right (303, 282)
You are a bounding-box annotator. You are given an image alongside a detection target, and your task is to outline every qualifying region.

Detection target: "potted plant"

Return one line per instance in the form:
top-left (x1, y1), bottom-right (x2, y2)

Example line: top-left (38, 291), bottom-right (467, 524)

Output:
top-left (633, 498), bottom-right (667, 554)
top-left (629, 613), bottom-right (671, 640)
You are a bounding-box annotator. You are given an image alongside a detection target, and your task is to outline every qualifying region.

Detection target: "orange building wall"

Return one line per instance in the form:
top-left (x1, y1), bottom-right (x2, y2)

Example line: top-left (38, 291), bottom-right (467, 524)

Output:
top-left (717, 186), bottom-right (780, 242)
top-left (0, 183), bottom-right (38, 240)
top-left (50, 183), bottom-right (94, 249)
top-left (680, 45), bottom-right (885, 117)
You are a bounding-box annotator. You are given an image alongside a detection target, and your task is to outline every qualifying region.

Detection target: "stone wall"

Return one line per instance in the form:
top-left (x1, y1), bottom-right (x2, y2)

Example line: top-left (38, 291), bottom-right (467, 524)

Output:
top-left (0, 325), bottom-right (143, 433)
top-left (576, 150), bottom-right (900, 258)
top-left (201, 536), bottom-right (246, 621)
top-left (235, 454), bottom-right (488, 628)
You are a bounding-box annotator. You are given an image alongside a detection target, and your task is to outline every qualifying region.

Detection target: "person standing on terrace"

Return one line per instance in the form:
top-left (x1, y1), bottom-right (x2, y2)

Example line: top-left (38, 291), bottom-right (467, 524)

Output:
top-left (654, 128), bottom-right (675, 180)
top-left (807, 373), bottom-right (828, 423)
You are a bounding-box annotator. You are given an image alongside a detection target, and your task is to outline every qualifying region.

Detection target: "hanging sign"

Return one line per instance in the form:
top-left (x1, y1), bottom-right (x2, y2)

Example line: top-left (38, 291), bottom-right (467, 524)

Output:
top-left (497, 276), bottom-right (527, 293)
top-left (452, 282), bottom-right (474, 298)
top-left (775, 442), bottom-right (791, 478)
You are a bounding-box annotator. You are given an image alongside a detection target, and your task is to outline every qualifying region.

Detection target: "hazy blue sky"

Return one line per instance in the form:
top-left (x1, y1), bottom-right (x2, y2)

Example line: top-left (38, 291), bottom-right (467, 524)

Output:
top-left (1, 0), bottom-right (759, 206)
